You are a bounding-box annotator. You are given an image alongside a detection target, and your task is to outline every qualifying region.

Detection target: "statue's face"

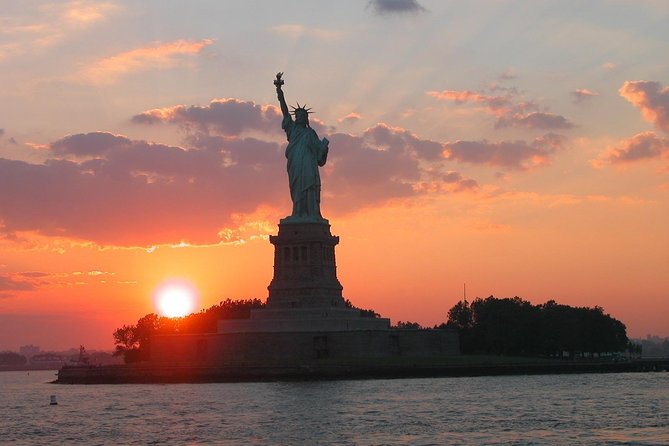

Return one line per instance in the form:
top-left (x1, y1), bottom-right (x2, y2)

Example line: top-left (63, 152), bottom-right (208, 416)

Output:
top-left (295, 110), bottom-right (308, 126)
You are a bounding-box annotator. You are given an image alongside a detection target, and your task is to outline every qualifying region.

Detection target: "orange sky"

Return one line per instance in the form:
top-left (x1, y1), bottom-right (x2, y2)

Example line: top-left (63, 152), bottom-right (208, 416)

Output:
top-left (1, 1), bottom-right (668, 351)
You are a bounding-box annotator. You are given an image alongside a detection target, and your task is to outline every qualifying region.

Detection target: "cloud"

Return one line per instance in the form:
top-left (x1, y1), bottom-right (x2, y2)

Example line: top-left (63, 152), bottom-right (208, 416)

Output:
top-left (0, 129), bottom-right (4, 137)
top-left (602, 62), bottom-right (616, 70)
top-left (270, 24), bottom-right (342, 41)
top-left (58, 0), bottom-right (118, 27)
top-left (338, 112), bottom-right (363, 124)
top-left (325, 125), bottom-right (477, 213)
top-left (135, 98), bottom-right (480, 216)
top-left (16, 271), bottom-right (50, 278)
top-left (0, 132), bottom-right (286, 246)
top-left (444, 133), bottom-right (567, 170)
top-left (604, 132), bottom-right (669, 164)
top-left (571, 89), bottom-right (599, 104)
top-left (51, 131), bottom-right (130, 157)
top-left (427, 89), bottom-right (512, 109)
top-left (412, 171), bottom-right (479, 194)
top-left (367, 0), bottom-right (427, 15)
top-left (1, 113), bottom-right (479, 246)
top-left (78, 39), bottom-right (213, 85)
top-left (496, 112), bottom-right (574, 130)
top-left (363, 123), bottom-right (444, 160)
top-left (498, 71), bottom-right (516, 81)
top-left (132, 98), bottom-right (282, 136)
top-left (0, 1), bottom-right (119, 59)
top-left (0, 274), bottom-right (37, 297)
top-left (428, 86), bottom-right (573, 130)
top-left (619, 81), bottom-right (669, 133)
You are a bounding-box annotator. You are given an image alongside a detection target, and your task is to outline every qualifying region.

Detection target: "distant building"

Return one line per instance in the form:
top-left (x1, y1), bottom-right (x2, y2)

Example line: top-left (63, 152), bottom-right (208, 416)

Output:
top-left (19, 344), bottom-right (40, 358)
top-left (30, 353), bottom-right (66, 368)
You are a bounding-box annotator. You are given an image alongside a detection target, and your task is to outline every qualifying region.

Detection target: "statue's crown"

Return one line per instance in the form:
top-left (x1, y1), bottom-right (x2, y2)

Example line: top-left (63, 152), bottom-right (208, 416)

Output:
top-left (290, 102), bottom-right (313, 115)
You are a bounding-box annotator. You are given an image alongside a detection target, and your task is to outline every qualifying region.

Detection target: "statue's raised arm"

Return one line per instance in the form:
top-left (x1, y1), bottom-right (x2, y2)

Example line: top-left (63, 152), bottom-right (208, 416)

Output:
top-left (274, 72), bottom-right (290, 119)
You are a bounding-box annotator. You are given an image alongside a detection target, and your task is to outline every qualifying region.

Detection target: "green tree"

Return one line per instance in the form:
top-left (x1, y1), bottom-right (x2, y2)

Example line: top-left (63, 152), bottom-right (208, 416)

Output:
top-left (112, 299), bottom-right (268, 363)
top-left (394, 321), bottom-right (422, 329)
top-left (444, 295), bottom-right (629, 357)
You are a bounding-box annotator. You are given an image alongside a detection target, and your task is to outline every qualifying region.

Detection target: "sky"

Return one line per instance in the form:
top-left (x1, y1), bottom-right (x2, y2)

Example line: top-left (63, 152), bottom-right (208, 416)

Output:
top-left (1, 0), bottom-right (668, 351)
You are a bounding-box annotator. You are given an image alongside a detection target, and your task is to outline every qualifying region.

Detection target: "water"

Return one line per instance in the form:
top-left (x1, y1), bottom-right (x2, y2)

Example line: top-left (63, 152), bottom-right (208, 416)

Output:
top-left (1, 371), bottom-right (667, 445)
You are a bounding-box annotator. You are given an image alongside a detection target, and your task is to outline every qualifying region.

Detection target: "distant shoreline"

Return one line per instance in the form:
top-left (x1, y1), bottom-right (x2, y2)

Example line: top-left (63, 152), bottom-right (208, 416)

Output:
top-left (54, 357), bottom-right (669, 384)
top-left (1, 364), bottom-right (71, 372)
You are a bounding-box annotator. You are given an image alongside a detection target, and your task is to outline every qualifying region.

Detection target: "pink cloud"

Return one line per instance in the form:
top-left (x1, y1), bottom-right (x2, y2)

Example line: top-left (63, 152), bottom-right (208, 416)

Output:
top-left (363, 123), bottom-right (444, 160)
top-left (0, 115), bottom-right (479, 246)
top-left (0, 274), bottom-right (36, 292)
top-left (606, 132), bottom-right (669, 164)
top-left (337, 112), bottom-right (363, 124)
top-left (444, 133), bottom-right (567, 170)
top-left (78, 39), bottom-right (214, 84)
top-left (496, 112), bottom-right (574, 130)
top-left (132, 98), bottom-right (284, 136)
top-left (428, 86), bottom-right (573, 130)
top-left (427, 89), bottom-right (512, 111)
top-left (0, 273), bottom-right (39, 298)
top-left (620, 81), bottom-right (669, 133)
top-left (571, 89), bottom-right (599, 103)
top-left (0, 132), bottom-right (285, 246)
top-left (325, 124), bottom-right (478, 213)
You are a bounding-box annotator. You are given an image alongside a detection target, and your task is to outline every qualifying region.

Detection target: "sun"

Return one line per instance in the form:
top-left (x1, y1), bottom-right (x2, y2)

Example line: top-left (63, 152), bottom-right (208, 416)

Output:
top-left (153, 279), bottom-right (199, 318)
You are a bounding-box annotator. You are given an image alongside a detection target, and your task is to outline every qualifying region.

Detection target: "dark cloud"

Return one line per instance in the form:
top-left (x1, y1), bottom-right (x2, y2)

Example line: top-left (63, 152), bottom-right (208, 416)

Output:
top-left (325, 124), bottom-right (477, 212)
top-left (498, 72), bottom-right (516, 81)
top-left (367, 0), bottom-right (426, 15)
top-left (51, 132), bottom-right (130, 157)
top-left (606, 132), bottom-right (669, 163)
top-left (0, 133), bottom-right (286, 246)
top-left (0, 128), bottom-right (4, 137)
top-left (132, 97), bottom-right (333, 137)
top-left (440, 171), bottom-right (479, 190)
top-left (132, 98), bottom-right (283, 136)
top-left (0, 274), bottom-right (36, 293)
top-left (0, 119), bottom-right (478, 246)
top-left (428, 86), bottom-right (574, 131)
top-left (444, 133), bottom-right (567, 170)
top-left (496, 112), bottom-right (574, 130)
top-left (4, 91), bottom-right (575, 247)
top-left (363, 123), bottom-right (444, 160)
top-left (620, 81), bottom-right (669, 133)
top-left (16, 271), bottom-right (49, 278)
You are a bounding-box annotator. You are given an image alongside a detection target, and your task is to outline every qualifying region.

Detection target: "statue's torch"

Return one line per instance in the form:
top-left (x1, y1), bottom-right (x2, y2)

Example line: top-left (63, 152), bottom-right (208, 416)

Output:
top-left (274, 72), bottom-right (284, 88)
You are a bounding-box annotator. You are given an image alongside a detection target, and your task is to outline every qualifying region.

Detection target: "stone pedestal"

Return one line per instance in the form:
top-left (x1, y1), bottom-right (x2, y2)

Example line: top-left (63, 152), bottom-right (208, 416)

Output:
top-left (217, 218), bottom-right (391, 333)
top-left (266, 220), bottom-right (345, 309)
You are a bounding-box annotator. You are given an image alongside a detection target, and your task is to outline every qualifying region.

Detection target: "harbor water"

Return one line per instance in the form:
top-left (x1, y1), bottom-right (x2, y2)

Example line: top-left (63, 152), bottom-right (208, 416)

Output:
top-left (1, 370), bottom-right (667, 445)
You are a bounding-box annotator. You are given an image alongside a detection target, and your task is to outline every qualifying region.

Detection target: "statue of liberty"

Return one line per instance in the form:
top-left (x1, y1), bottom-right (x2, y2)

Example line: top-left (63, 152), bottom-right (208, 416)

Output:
top-left (274, 72), bottom-right (329, 222)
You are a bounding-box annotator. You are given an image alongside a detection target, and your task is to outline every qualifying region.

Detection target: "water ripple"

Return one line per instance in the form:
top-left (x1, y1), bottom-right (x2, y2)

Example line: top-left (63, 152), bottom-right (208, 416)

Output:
top-left (1, 371), bottom-right (667, 445)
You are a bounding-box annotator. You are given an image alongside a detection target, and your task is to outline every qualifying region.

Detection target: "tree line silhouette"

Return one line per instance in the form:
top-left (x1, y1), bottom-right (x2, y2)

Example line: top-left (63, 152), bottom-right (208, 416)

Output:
top-left (113, 296), bottom-right (633, 362)
top-left (442, 296), bottom-right (631, 357)
top-left (113, 298), bottom-right (378, 362)
top-left (113, 298), bottom-right (265, 362)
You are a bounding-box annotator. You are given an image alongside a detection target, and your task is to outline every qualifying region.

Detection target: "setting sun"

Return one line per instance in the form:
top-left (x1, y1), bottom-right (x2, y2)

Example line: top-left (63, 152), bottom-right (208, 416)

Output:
top-left (153, 279), bottom-right (199, 318)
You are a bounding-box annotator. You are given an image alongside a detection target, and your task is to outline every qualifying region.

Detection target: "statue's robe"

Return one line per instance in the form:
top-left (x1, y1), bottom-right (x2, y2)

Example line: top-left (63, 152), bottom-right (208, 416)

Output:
top-left (282, 115), bottom-right (329, 219)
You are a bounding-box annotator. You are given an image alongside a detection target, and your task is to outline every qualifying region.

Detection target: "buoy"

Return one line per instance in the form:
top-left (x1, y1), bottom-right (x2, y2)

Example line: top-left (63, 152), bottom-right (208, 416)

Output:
top-left (50, 395), bottom-right (58, 406)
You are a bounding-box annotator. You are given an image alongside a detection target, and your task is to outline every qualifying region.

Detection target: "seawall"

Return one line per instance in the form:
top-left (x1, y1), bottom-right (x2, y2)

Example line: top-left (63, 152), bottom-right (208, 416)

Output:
top-left (55, 358), bottom-right (669, 384)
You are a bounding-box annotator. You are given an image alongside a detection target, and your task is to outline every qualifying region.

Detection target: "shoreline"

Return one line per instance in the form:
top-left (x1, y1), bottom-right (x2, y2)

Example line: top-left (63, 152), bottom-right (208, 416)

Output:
top-left (54, 357), bottom-right (669, 384)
